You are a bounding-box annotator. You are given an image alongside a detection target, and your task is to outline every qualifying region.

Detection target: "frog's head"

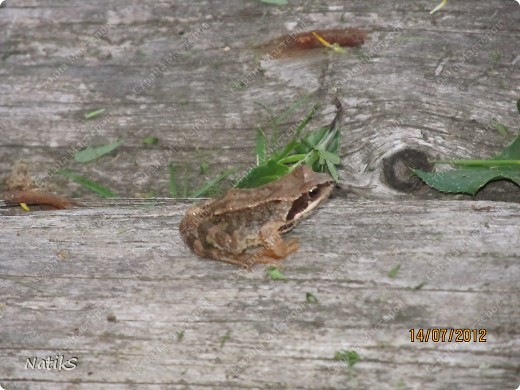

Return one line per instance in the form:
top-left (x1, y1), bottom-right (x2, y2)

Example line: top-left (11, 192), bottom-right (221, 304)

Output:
top-left (280, 165), bottom-right (334, 231)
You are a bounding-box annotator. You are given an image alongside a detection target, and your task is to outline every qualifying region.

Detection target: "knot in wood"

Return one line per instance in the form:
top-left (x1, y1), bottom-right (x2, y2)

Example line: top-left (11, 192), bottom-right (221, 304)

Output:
top-left (382, 148), bottom-right (432, 193)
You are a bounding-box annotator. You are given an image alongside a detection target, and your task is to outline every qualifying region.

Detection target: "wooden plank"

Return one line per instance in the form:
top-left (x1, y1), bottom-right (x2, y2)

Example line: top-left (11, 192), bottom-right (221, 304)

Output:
top-left (0, 198), bottom-right (519, 388)
top-left (1, 0), bottom-right (519, 388)
top-left (0, 0), bottom-right (519, 200)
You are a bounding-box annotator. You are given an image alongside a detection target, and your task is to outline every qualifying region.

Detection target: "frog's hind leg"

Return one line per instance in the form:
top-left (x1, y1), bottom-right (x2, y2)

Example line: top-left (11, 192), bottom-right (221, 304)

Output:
top-left (230, 238), bottom-right (299, 269)
top-left (261, 224), bottom-right (299, 258)
top-left (243, 224), bottom-right (300, 266)
top-left (216, 236), bottom-right (299, 269)
top-left (214, 255), bottom-right (256, 270)
top-left (190, 222), bottom-right (299, 269)
top-left (254, 239), bottom-right (299, 261)
top-left (232, 250), bottom-right (285, 269)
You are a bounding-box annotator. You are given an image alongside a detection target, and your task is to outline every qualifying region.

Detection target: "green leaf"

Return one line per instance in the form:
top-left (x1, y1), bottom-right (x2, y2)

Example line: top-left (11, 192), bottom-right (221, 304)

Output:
top-left (318, 149), bottom-right (341, 164)
top-left (58, 170), bottom-right (116, 198)
top-left (492, 121), bottom-right (508, 136)
top-left (84, 108), bottom-right (105, 119)
top-left (234, 99), bottom-right (342, 187)
top-left (414, 169), bottom-right (520, 195)
top-left (334, 350), bottom-right (360, 367)
top-left (143, 136), bottom-right (158, 145)
top-left (297, 114), bottom-right (340, 162)
top-left (388, 264), bottom-right (401, 278)
top-left (492, 135), bottom-right (520, 160)
top-left (189, 168), bottom-right (235, 198)
top-left (231, 81), bottom-right (246, 90)
top-left (199, 161), bottom-right (209, 174)
top-left (305, 292), bottom-right (318, 304)
top-left (416, 131), bottom-right (520, 195)
top-left (74, 140), bottom-right (123, 163)
top-left (266, 266), bottom-right (287, 281)
top-left (259, 0), bottom-right (288, 4)
top-left (329, 43), bottom-right (346, 54)
top-left (176, 330), bottom-right (185, 341)
top-left (297, 126), bottom-right (328, 152)
top-left (517, 99), bottom-right (520, 115)
top-left (235, 160), bottom-right (290, 189)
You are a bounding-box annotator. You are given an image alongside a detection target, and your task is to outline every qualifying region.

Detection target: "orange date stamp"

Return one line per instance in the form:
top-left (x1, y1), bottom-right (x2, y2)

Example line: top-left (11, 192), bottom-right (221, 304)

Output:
top-left (409, 328), bottom-right (487, 343)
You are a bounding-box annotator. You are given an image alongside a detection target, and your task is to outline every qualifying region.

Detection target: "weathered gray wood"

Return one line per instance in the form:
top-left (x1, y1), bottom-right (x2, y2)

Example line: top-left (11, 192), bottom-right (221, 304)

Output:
top-left (0, 198), bottom-right (519, 389)
top-left (1, 0), bottom-right (520, 389)
top-left (0, 0), bottom-right (519, 200)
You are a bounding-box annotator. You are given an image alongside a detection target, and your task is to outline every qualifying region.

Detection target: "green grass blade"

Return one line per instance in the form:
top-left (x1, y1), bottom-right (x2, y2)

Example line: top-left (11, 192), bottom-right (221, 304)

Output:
top-left (169, 163), bottom-right (178, 197)
top-left (182, 165), bottom-right (188, 198)
top-left (277, 154), bottom-right (307, 164)
top-left (430, 0), bottom-right (447, 14)
top-left (255, 102), bottom-right (279, 135)
top-left (189, 168), bottom-right (235, 198)
top-left (429, 159), bottom-right (520, 166)
top-left (292, 104), bottom-right (318, 138)
top-left (259, 0), bottom-right (288, 4)
top-left (275, 95), bottom-right (310, 126)
top-left (59, 170), bottom-right (116, 198)
top-left (325, 158), bottom-right (339, 182)
top-left (84, 108), bottom-right (105, 119)
top-left (256, 129), bottom-right (267, 165)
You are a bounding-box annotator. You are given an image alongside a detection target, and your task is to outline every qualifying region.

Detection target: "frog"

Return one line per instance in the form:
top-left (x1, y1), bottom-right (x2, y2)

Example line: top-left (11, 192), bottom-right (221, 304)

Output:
top-left (179, 165), bottom-right (334, 269)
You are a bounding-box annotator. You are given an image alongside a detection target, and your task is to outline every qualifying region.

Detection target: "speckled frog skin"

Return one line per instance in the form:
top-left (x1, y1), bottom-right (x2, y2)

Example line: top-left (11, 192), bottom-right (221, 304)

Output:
top-left (179, 165), bottom-right (334, 268)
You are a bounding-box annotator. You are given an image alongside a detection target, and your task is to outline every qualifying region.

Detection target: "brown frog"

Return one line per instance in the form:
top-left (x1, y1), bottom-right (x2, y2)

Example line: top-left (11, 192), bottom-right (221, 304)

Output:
top-left (179, 165), bottom-right (334, 269)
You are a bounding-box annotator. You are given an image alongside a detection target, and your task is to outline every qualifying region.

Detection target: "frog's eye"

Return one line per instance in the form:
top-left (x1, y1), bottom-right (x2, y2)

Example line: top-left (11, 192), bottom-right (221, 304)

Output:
top-left (308, 186), bottom-right (320, 198)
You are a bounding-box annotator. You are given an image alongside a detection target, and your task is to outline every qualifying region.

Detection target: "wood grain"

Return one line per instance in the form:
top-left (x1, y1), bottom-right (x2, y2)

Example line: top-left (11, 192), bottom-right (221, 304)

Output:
top-left (0, 0), bottom-right (518, 200)
top-left (0, 0), bottom-right (519, 388)
top-left (0, 198), bottom-right (519, 389)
